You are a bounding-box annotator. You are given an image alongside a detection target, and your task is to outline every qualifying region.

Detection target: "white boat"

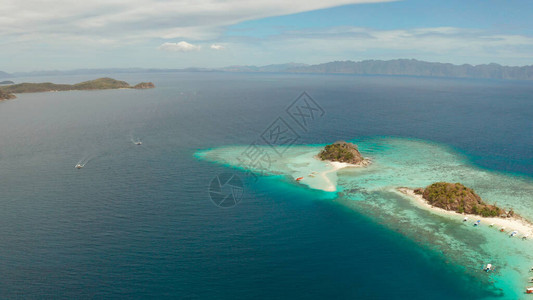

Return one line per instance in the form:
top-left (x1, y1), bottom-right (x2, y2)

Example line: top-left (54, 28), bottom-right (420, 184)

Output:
top-left (523, 234), bottom-right (529, 240)
top-left (489, 223), bottom-right (494, 227)
top-left (135, 141), bottom-right (142, 145)
top-left (474, 220), bottom-right (481, 226)
top-left (75, 163), bottom-right (83, 169)
top-left (484, 264), bottom-right (492, 272)
top-left (463, 217), bottom-right (468, 222)
top-left (510, 231), bottom-right (518, 237)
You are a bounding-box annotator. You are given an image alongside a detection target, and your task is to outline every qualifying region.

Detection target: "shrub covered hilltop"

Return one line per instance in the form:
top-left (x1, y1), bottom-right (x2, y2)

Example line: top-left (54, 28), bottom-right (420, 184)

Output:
top-left (415, 182), bottom-right (512, 218)
top-left (318, 141), bottom-right (365, 164)
top-left (0, 77), bottom-right (155, 100)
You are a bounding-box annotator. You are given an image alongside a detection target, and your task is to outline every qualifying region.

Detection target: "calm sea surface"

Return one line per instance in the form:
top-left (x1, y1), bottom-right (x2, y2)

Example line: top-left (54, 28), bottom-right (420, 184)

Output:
top-left (0, 72), bottom-right (531, 298)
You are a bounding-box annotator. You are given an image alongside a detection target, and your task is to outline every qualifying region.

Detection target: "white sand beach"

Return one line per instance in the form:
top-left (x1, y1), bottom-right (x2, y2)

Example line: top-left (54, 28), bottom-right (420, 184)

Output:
top-left (296, 158), bottom-right (371, 192)
top-left (396, 187), bottom-right (533, 238)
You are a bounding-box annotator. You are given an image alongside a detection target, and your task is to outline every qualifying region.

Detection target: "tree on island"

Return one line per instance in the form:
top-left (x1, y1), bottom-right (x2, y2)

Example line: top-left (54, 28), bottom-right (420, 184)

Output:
top-left (417, 182), bottom-right (508, 218)
top-left (318, 141), bottom-right (365, 164)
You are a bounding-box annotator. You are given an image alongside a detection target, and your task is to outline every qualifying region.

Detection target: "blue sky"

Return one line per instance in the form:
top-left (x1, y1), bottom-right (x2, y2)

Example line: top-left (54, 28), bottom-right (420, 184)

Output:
top-left (229, 0), bottom-right (533, 36)
top-left (1, 0), bottom-right (533, 72)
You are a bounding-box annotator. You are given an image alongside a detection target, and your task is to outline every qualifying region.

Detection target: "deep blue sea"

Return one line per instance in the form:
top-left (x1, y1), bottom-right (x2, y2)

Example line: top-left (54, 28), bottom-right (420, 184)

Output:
top-left (0, 72), bottom-right (531, 299)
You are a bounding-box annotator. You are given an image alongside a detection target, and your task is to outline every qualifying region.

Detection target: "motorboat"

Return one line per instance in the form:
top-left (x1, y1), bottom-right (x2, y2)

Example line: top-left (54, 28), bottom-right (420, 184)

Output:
top-left (135, 141), bottom-right (142, 145)
top-left (474, 220), bottom-right (481, 226)
top-left (75, 163), bottom-right (83, 169)
top-left (484, 264), bottom-right (492, 272)
top-left (463, 217), bottom-right (468, 222)
top-left (510, 231), bottom-right (518, 237)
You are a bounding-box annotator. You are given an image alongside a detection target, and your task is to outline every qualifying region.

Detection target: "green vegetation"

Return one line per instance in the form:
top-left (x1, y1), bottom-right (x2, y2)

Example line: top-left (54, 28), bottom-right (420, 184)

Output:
top-left (73, 78), bottom-right (131, 90)
top-left (0, 80), bottom-right (14, 85)
top-left (318, 141), bottom-right (364, 164)
top-left (1, 82), bottom-right (72, 94)
top-left (421, 182), bottom-right (505, 217)
top-left (0, 77), bottom-right (155, 100)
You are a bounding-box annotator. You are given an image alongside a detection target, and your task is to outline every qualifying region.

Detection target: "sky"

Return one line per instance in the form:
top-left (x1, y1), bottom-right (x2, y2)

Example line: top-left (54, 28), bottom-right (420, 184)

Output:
top-left (1, 0), bottom-right (533, 72)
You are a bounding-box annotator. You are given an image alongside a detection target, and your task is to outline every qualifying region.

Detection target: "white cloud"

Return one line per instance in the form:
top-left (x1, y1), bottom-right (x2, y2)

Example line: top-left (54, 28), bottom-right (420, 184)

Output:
top-left (0, 0), bottom-right (396, 45)
top-left (210, 44), bottom-right (225, 50)
top-left (269, 26), bottom-right (533, 56)
top-left (158, 41), bottom-right (201, 52)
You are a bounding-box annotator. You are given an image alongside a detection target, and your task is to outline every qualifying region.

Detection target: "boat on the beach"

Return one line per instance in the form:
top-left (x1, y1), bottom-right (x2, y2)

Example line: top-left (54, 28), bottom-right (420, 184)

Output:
top-left (474, 220), bottom-right (481, 226)
top-left (296, 177), bottom-right (303, 182)
top-left (510, 231), bottom-right (518, 237)
top-left (527, 287), bottom-right (533, 294)
top-left (500, 227), bottom-right (506, 232)
top-left (523, 234), bottom-right (529, 240)
top-left (489, 223), bottom-right (494, 227)
top-left (463, 217), bottom-right (468, 222)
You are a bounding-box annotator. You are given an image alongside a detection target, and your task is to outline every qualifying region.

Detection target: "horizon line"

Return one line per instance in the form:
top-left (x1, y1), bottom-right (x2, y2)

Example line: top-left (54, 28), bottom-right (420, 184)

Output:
top-left (3, 58), bottom-right (533, 75)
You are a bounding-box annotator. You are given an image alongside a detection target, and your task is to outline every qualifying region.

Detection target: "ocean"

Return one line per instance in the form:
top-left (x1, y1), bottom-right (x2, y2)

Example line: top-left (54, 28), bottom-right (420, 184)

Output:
top-left (0, 72), bottom-right (531, 299)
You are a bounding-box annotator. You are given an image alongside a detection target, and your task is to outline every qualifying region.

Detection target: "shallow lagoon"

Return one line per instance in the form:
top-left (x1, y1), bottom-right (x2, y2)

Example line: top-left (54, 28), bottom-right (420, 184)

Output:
top-left (198, 137), bottom-right (533, 299)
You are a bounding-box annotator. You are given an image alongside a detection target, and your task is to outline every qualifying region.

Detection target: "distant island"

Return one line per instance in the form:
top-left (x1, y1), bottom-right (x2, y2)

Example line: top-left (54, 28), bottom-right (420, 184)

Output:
top-left (0, 80), bottom-right (14, 85)
top-left (2, 59), bottom-right (533, 81)
top-left (413, 182), bottom-right (508, 217)
top-left (318, 141), bottom-right (370, 166)
top-left (0, 77), bottom-right (154, 100)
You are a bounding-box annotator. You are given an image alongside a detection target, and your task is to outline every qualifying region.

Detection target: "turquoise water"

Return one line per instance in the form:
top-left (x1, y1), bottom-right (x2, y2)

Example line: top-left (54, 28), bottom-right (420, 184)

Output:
top-left (199, 137), bottom-right (533, 299)
top-left (1, 72), bottom-right (532, 298)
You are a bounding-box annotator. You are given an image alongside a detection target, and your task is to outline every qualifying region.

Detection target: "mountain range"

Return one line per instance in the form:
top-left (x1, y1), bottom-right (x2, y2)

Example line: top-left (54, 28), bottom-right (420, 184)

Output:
top-left (2, 59), bottom-right (533, 81)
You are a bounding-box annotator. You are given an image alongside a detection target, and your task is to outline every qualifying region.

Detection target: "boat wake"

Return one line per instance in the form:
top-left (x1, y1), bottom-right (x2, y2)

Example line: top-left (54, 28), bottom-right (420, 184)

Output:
top-left (75, 155), bottom-right (93, 169)
top-left (129, 133), bottom-right (143, 145)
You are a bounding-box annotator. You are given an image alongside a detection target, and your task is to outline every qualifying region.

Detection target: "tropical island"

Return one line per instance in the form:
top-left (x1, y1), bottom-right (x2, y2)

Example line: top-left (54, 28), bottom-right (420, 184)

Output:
top-left (413, 182), bottom-right (508, 217)
top-left (397, 183), bottom-right (533, 234)
top-left (318, 141), bottom-right (370, 166)
top-left (0, 77), bottom-right (155, 100)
